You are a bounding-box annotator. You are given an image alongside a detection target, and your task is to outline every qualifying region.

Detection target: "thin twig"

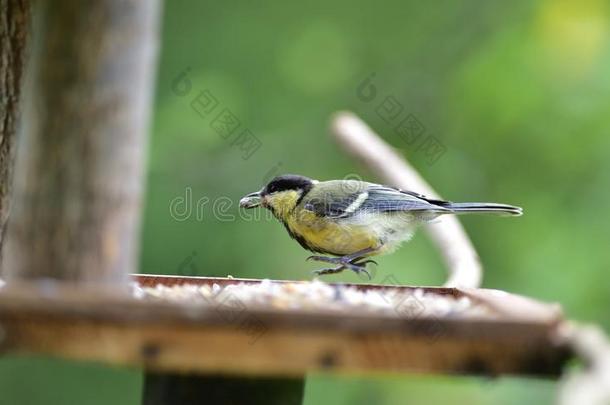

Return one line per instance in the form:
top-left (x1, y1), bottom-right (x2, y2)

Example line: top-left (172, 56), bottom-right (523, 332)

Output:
top-left (330, 111), bottom-right (482, 288)
top-left (557, 322), bottom-right (610, 405)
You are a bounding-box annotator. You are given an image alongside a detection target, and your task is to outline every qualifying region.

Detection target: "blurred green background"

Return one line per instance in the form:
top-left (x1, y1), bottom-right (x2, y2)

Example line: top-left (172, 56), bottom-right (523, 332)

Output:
top-left (1, 0), bottom-right (609, 403)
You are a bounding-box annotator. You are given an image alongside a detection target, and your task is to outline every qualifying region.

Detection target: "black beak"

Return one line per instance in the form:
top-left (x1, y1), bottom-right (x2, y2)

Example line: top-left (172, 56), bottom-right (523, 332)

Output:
top-left (239, 190), bottom-right (262, 209)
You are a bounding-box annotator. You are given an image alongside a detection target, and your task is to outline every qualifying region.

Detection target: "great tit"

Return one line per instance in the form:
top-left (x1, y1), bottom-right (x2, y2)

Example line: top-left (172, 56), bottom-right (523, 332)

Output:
top-left (240, 174), bottom-right (522, 278)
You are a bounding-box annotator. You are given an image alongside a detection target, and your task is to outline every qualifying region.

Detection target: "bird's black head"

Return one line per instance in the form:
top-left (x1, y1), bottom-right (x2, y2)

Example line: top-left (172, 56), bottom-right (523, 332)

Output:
top-left (239, 174), bottom-right (315, 211)
top-left (261, 174), bottom-right (314, 196)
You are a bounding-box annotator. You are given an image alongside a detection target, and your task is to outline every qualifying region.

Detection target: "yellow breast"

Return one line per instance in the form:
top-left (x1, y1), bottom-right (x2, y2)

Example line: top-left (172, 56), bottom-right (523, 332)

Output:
top-left (284, 210), bottom-right (379, 255)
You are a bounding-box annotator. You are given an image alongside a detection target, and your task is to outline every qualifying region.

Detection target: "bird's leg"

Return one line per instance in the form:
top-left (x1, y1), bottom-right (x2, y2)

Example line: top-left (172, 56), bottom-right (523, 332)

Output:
top-left (311, 263), bottom-right (370, 279)
top-left (341, 247), bottom-right (379, 262)
top-left (308, 247), bottom-right (380, 279)
top-left (307, 247), bottom-right (378, 264)
top-left (351, 258), bottom-right (378, 266)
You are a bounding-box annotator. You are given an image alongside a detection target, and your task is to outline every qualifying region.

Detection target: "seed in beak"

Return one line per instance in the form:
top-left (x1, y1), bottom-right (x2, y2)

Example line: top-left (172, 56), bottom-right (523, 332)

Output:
top-left (239, 191), bottom-right (262, 209)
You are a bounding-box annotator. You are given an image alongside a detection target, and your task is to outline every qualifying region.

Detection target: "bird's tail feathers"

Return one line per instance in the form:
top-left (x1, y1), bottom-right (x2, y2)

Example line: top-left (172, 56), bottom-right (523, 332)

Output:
top-left (444, 202), bottom-right (523, 216)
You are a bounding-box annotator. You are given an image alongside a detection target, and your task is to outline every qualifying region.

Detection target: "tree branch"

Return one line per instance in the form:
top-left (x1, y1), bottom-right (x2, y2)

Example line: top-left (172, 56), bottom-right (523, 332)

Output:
top-left (0, 0), bottom-right (30, 265)
top-left (330, 111), bottom-right (482, 288)
top-left (558, 322), bottom-right (610, 405)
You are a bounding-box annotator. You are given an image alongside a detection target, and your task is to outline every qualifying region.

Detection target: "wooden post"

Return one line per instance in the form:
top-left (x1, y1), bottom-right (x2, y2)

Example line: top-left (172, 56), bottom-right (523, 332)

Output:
top-left (142, 373), bottom-right (305, 405)
top-left (1, 0), bottom-right (160, 285)
top-left (0, 2), bottom-right (305, 403)
top-left (0, 0), bottom-right (30, 263)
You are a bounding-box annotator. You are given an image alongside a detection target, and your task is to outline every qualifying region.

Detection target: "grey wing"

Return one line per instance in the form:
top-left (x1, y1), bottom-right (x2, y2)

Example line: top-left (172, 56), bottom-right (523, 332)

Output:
top-left (303, 191), bottom-right (363, 218)
top-left (360, 185), bottom-right (451, 214)
top-left (304, 184), bottom-right (451, 218)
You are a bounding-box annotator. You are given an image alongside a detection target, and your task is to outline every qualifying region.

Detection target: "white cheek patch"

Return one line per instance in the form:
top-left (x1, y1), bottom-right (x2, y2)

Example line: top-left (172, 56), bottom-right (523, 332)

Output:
top-left (344, 191), bottom-right (369, 214)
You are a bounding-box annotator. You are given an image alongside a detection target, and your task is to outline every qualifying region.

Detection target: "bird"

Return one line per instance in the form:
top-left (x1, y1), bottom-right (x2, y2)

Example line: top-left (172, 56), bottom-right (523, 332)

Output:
top-left (239, 174), bottom-right (522, 278)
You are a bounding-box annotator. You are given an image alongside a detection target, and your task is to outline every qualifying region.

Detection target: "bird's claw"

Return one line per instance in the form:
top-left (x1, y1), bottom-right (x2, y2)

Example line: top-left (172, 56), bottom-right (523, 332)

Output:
top-left (353, 259), bottom-right (377, 267)
top-left (349, 265), bottom-right (371, 280)
top-left (312, 265), bottom-right (346, 276)
top-left (307, 255), bottom-right (376, 266)
top-left (310, 260), bottom-right (373, 280)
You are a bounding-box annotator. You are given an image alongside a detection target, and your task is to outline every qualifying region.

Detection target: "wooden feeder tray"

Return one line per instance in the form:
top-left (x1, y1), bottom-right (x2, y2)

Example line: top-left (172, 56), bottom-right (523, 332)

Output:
top-left (0, 274), bottom-right (571, 379)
